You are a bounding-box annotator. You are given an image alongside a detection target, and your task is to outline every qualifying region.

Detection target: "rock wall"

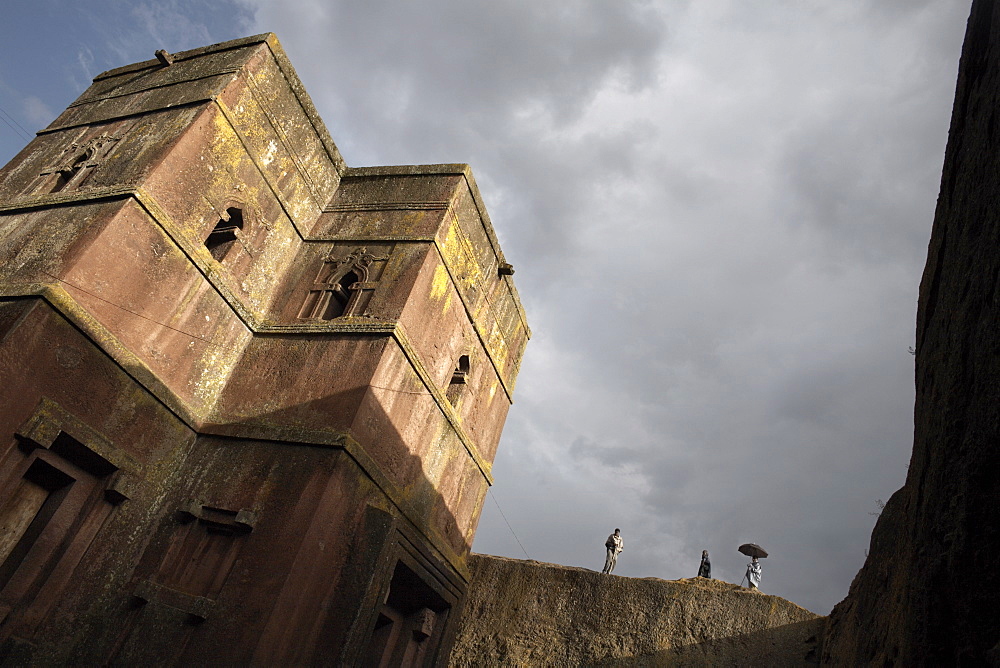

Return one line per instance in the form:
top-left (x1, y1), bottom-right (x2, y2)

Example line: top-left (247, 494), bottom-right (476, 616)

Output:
top-left (822, 2), bottom-right (1000, 664)
top-left (450, 554), bottom-right (822, 667)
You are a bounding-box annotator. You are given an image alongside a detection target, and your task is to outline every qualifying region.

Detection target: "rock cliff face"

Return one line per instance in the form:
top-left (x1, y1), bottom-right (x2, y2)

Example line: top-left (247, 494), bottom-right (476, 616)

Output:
top-left (450, 554), bottom-right (822, 667)
top-left (822, 2), bottom-right (1000, 664)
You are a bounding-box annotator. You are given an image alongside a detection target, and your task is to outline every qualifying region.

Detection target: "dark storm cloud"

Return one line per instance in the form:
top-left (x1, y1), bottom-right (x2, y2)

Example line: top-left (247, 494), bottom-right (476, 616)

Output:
top-left (241, 0), bottom-right (668, 276)
top-left (244, 0), bottom-right (664, 144)
top-left (464, 1), bottom-right (963, 615)
top-left (0, 0), bottom-right (974, 617)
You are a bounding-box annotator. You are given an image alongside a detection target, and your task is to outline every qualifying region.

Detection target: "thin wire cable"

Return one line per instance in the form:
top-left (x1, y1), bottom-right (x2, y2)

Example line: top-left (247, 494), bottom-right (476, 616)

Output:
top-left (368, 384), bottom-right (435, 396)
top-left (489, 487), bottom-right (530, 559)
top-left (0, 114), bottom-right (32, 143)
top-left (42, 271), bottom-right (221, 346)
top-left (0, 103), bottom-right (34, 141)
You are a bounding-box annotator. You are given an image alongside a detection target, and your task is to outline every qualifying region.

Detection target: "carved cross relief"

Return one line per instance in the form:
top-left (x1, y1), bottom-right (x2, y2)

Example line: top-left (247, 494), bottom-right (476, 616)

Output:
top-left (299, 246), bottom-right (388, 320)
top-left (38, 133), bottom-right (120, 194)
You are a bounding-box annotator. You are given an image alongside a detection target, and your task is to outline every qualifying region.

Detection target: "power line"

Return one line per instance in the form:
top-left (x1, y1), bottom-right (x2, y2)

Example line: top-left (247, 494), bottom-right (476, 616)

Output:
top-left (0, 113), bottom-right (32, 143)
top-left (0, 103), bottom-right (34, 142)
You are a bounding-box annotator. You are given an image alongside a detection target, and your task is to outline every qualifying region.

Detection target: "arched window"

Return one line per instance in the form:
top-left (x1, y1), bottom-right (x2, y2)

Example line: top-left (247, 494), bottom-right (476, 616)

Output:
top-left (451, 355), bottom-right (470, 385)
top-left (446, 354), bottom-right (470, 405)
top-left (205, 207), bottom-right (244, 261)
top-left (322, 269), bottom-right (359, 319)
top-left (40, 133), bottom-right (118, 194)
top-left (299, 247), bottom-right (377, 320)
top-left (49, 153), bottom-right (89, 193)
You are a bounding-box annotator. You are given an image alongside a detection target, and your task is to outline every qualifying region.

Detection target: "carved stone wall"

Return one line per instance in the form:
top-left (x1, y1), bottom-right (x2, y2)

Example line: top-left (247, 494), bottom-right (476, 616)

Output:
top-left (0, 34), bottom-right (527, 666)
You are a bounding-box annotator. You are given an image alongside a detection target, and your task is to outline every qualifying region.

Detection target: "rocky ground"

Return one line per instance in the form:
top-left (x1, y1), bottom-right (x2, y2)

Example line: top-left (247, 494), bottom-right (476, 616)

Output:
top-left (450, 554), bottom-right (823, 667)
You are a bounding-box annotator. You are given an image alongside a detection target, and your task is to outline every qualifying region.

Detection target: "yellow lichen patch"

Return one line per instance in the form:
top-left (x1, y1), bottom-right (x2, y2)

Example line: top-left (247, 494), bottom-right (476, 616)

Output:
top-left (206, 111), bottom-right (250, 206)
top-left (485, 320), bottom-right (510, 374)
top-left (190, 347), bottom-right (230, 405)
top-left (430, 262), bottom-right (451, 303)
top-left (422, 433), bottom-right (448, 489)
top-left (215, 73), bottom-right (325, 228)
top-left (439, 214), bottom-right (484, 299)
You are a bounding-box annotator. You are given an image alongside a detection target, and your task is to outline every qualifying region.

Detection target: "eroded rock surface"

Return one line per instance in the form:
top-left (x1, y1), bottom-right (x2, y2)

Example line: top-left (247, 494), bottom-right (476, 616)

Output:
top-left (450, 554), bottom-right (822, 667)
top-left (823, 2), bottom-right (1000, 664)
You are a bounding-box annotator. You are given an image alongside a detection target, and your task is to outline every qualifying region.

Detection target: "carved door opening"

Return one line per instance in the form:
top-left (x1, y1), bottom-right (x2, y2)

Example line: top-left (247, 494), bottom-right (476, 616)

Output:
top-left (151, 502), bottom-right (254, 601)
top-left (0, 430), bottom-right (122, 640)
top-left (106, 502), bottom-right (255, 665)
top-left (0, 459), bottom-right (73, 588)
top-left (360, 560), bottom-right (450, 668)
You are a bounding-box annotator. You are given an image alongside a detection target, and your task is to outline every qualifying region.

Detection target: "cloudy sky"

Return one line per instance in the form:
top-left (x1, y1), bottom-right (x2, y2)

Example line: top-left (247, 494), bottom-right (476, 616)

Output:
top-left (0, 1), bottom-right (972, 614)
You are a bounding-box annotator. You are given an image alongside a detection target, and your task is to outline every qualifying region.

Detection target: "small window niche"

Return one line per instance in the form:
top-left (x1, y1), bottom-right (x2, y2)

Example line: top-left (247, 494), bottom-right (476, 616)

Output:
top-left (205, 207), bottom-right (245, 262)
top-left (446, 354), bottom-right (470, 404)
top-left (451, 355), bottom-right (470, 385)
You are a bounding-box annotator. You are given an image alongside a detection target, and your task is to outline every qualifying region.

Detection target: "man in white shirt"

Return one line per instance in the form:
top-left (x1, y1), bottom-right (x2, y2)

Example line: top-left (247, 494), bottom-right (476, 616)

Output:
top-left (602, 528), bottom-right (623, 574)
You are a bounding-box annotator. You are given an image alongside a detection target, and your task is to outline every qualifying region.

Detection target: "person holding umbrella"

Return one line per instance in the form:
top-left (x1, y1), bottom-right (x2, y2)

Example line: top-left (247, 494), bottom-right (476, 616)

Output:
top-left (739, 543), bottom-right (767, 590)
top-left (745, 557), bottom-right (762, 590)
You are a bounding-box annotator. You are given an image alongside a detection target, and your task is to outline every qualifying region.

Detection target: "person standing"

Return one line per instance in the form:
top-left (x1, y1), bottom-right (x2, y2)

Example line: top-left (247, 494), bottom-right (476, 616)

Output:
top-left (697, 550), bottom-right (711, 578)
top-left (602, 529), bottom-right (623, 574)
top-left (745, 556), bottom-right (762, 590)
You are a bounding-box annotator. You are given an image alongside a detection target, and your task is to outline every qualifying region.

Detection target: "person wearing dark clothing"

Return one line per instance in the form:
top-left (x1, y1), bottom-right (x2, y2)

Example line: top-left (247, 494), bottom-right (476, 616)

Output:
top-left (697, 550), bottom-right (711, 578)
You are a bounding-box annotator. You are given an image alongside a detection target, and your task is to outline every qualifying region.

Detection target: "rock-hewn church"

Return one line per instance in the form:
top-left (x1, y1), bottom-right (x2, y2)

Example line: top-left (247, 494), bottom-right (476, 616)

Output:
top-left (0, 34), bottom-right (528, 666)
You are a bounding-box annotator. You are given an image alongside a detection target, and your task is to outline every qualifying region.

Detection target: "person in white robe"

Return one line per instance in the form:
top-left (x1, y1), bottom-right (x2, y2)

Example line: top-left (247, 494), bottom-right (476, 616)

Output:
top-left (745, 556), bottom-right (762, 590)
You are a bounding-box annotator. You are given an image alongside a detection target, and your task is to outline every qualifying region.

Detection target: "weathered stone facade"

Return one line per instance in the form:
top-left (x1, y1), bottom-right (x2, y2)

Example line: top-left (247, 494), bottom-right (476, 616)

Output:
top-left (0, 34), bottom-right (528, 665)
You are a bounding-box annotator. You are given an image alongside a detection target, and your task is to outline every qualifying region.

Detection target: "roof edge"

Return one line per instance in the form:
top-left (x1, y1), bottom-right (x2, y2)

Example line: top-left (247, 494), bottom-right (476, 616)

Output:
top-left (90, 33), bottom-right (347, 177)
top-left (259, 34), bottom-right (347, 176)
top-left (342, 163), bottom-right (530, 337)
top-left (92, 33), bottom-right (275, 81)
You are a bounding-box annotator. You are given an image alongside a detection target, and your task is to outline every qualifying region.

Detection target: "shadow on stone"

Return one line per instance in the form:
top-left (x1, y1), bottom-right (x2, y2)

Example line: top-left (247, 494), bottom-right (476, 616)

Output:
top-left (590, 618), bottom-right (824, 667)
